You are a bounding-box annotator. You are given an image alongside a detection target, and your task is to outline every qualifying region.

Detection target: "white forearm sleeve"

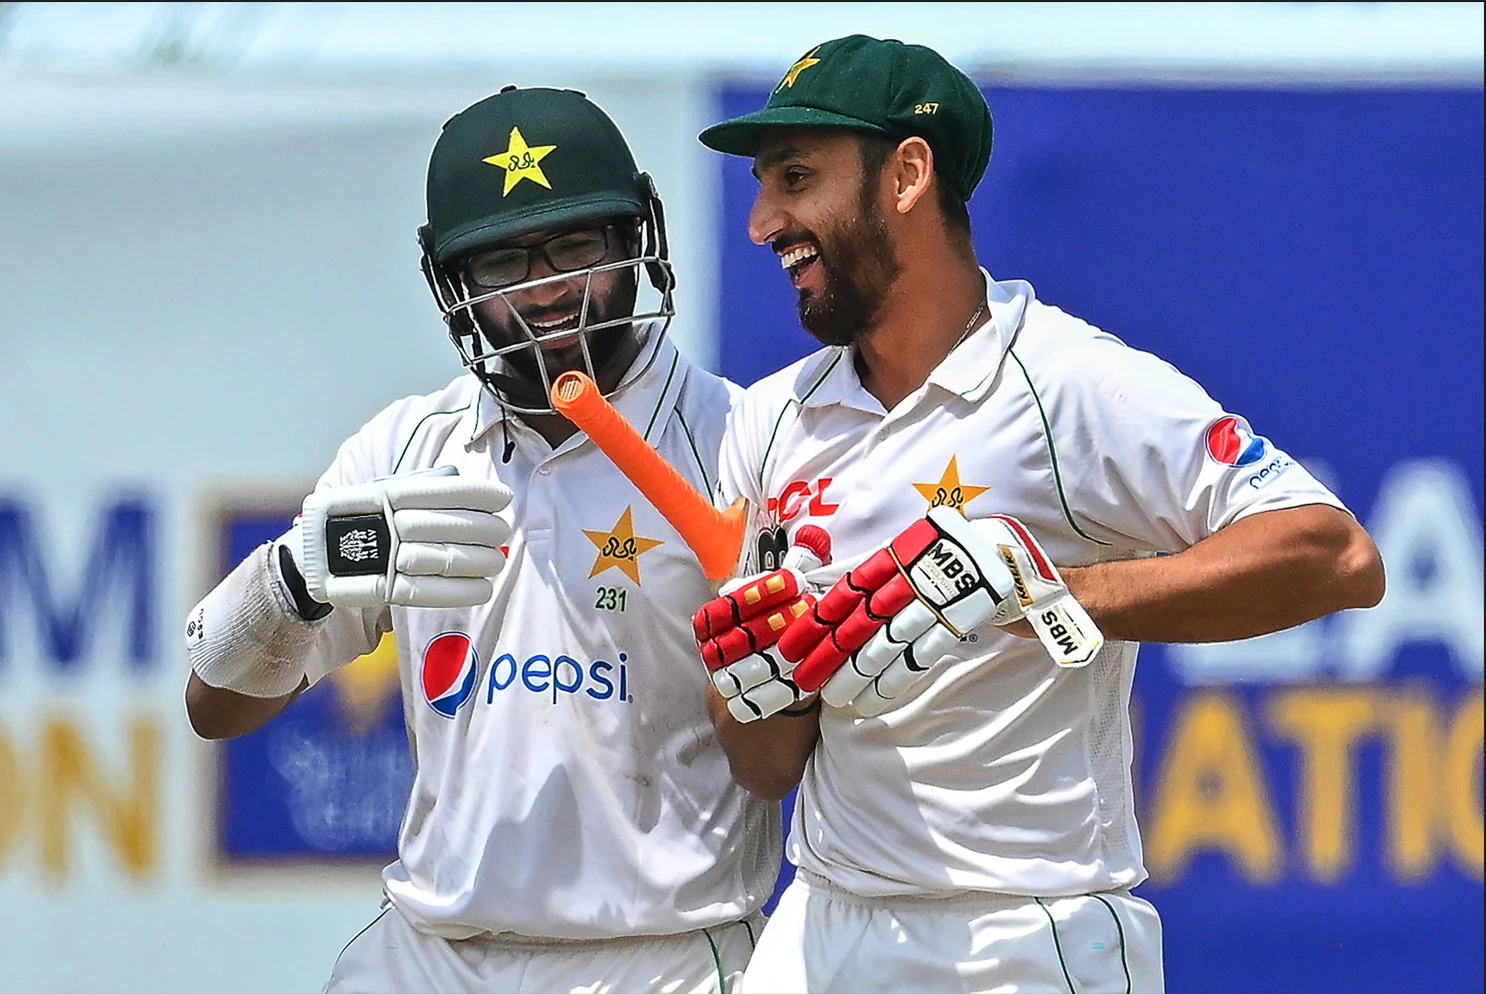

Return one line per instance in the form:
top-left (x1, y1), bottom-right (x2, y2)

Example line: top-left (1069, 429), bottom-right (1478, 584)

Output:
top-left (186, 541), bottom-right (319, 698)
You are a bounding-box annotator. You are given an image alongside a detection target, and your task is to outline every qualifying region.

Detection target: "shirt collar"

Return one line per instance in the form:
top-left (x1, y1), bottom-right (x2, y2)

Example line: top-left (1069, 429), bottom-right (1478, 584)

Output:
top-left (467, 323), bottom-right (684, 448)
top-left (797, 269), bottom-right (1033, 410)
top-left (925, 270), bottom-right (1032, 401)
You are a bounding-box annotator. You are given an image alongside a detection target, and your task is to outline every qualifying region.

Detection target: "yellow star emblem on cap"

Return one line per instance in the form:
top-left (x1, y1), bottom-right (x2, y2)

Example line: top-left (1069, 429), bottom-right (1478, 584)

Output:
top-left (584, 506), bottom-right (664, 584)
top-left (913, 456), bottom-right (990, 515)
top-left (777, 47), bottom-right (822, 90)
top-left (483, 126), bottom-right (557, 196)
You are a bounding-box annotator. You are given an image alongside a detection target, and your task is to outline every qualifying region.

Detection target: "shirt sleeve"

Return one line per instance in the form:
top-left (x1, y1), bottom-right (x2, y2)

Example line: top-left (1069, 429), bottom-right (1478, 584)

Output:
top-left (1045, 333), bottom-right (1350, 553)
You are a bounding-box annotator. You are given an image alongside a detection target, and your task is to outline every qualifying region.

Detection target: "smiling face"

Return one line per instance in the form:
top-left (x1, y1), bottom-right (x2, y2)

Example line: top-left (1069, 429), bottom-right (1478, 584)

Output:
top-left (461, 220), bottom-right (643, 394)
top-left (748, 128), bottom-right (903, 347)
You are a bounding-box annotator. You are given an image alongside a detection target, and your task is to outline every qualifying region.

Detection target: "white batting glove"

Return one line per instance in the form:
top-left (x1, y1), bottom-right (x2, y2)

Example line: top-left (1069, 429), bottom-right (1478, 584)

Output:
top-left (298, 466), bottom-right (513, 609)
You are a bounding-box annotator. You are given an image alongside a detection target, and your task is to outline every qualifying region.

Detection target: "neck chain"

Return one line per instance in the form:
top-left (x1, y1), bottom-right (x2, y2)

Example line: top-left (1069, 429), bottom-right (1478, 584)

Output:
top-left (950, 299), bottom-right (988, 354)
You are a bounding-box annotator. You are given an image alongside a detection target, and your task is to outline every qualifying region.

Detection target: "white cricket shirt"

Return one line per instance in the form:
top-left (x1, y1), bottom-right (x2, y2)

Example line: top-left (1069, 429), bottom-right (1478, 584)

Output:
top-left (717, 272), bottom-right (1348, 899)
top-left (287, 334), bottom-right (780, 940)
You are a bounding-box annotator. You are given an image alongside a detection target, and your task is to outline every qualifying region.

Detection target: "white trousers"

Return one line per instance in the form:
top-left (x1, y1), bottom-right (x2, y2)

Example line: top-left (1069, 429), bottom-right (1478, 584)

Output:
top-left (324, 900), bottom-right (765, 994)
top-left (741, 871), bottom-right (1163, 994)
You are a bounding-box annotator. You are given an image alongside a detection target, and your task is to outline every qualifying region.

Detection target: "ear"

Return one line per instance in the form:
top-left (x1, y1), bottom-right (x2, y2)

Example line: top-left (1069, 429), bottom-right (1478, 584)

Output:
top-left (892, 136), bottom-right (935, 215)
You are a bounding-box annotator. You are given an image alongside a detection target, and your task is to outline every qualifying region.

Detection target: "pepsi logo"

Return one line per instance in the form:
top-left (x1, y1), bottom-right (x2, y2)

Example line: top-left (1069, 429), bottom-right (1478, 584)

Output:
top-left (1206, 416), bottom-right (1268, 467)
top-left (421, 632), bottom-right (480, 718)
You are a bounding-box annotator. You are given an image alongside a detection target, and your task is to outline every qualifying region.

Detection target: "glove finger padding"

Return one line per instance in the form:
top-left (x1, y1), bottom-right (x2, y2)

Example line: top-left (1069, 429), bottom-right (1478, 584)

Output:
top-left (693, 566), bottom-right (803, 643)
top-left (723, 667), bottom-right (800, 724)
top-left (979, 513), bottom-right (1103, 668)
top-left (843, 593), bottom-right (989, 717)
top-left (392, 507), bottom-right (512, 545)
top-left (385, 574), bottom-right (496, 609)
top-left (300, 466), bottom-right (514, 609)
top-left (818, 598), bottom-right (937, 708)
top-left (380, 473), bottom-right (515, 513)
top-left (692, 566), bottom-right (815, 722)
top-left (395, 542), bottom-right (508, 578)
top-left (788, 507), bottom-right (1012, 698)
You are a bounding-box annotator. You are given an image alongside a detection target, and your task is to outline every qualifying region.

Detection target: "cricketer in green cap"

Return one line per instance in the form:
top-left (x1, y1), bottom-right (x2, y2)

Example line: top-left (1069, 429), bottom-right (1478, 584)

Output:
top-left (420, 85), bottom-right (677, 417)
top-left (699, 33), bottom-right (993, 203)
top-left (698, 34), bottom-right (995, 354)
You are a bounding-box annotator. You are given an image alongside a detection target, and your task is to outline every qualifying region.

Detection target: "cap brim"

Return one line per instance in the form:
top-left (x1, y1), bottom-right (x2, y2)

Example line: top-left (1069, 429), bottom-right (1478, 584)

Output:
top-left (699, 105), bottom-right (888, 156)
top-left (436, 193), bottom-right (644, 263)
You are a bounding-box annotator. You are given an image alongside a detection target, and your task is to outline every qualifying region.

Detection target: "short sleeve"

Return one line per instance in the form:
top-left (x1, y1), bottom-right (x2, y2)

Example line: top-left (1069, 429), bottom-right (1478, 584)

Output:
top-left (1045, 335), bottom-right (1349, 553)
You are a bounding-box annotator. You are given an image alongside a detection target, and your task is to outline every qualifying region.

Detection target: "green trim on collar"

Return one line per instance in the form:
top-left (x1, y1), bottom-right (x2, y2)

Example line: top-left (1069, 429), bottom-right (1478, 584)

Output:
top-left (756, 352), bottom-right (844, 492)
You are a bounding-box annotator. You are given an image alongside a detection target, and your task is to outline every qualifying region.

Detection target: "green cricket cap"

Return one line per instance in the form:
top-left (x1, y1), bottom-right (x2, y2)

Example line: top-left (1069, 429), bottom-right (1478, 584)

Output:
top-left (699, 34), bottom-right (993, 202)
top-left (425, 86), bottom-right (649, 264)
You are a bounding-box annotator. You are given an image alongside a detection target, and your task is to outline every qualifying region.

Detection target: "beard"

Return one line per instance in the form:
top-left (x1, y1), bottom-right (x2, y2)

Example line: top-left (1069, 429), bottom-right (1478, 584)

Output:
top-left (473, 268), bottom-right (642, 403)
top-left (795, 191), bottom-right (902, 348)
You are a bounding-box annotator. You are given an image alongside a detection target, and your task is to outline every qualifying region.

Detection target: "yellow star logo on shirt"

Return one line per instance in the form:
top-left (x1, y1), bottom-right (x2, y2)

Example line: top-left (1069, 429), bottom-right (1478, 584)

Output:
top-left (483, 126), bottom-right (557, 196)
top-left (584, 506), bottom-right (664, 584)
top-left (776, 47), bottom-right (822, 90)
top-left (913, 456), bottom-right (990, 515)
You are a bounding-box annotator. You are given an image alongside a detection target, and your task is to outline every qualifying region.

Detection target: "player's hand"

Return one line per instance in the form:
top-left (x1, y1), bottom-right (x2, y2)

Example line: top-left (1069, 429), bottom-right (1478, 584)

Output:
top-left (778, 506), bottom-right (1011, 716)
top-left (692, 526), bottom-right (832, 723)
top-left (298, 466), bottom-right (513, 609)
top-left (781, 508), bottom-right (1103, 717)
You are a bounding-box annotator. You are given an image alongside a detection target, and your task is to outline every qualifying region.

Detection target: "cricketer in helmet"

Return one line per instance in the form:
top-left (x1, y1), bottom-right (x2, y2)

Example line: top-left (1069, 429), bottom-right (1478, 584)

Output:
top-left (420, 86), bottom-right (675, 417)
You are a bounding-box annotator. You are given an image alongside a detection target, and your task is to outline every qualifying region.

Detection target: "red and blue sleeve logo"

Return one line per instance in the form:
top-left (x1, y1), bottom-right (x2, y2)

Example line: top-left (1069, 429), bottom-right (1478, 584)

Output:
top-left (421, 632), bottom-right (480, 717)
top-left (1205, 415), bottom-right (1268, 467)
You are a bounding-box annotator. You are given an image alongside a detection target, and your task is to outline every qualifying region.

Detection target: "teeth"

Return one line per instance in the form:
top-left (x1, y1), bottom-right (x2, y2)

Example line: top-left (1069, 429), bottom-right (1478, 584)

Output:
top-left (531, 316), bottom-right (576, 330)
top-left (779, 245), bottom-right (819, 270)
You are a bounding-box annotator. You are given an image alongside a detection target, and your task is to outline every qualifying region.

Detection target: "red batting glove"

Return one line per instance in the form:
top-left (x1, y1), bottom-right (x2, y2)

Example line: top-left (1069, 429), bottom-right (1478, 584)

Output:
top-left (692, 526), bottom-right (832, 723)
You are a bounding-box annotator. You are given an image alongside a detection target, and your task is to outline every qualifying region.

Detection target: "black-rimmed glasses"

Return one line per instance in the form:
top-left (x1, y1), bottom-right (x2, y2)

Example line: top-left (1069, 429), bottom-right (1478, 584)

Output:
top-left (464, 226), bottom-right (619, 290)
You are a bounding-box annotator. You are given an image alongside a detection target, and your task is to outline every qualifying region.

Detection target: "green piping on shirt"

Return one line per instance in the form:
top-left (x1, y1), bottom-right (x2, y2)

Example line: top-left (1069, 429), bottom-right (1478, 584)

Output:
top-left (392, 405), bottom-right (473, 474)
top-left (674, 408), bottom-right (712, 494)
top-left (756, 352), bottom-right (844, 492)
top-left (642, 351), bottom-right (680, 442)
top-left (1008, 348), bottom-right (1110, 547)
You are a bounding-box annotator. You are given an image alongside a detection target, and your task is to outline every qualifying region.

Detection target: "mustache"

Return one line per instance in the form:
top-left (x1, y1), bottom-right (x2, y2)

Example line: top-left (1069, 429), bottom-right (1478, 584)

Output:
top-left (770, 231), bottom-right (821, 256)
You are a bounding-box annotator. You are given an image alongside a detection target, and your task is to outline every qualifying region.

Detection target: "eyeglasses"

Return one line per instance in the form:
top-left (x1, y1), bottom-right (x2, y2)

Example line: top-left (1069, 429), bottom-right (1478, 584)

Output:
top-left (464, 226), bottom-right (619, 290)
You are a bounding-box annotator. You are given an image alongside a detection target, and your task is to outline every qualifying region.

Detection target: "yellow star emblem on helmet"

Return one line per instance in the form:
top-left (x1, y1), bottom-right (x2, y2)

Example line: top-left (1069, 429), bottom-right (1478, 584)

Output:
top-left (483, 126), bottom-right (557, 196)
top-left (777, 47), bottom-right (822, 90)
top-left (584, 506), bottom-right (664, 584)
top-left (913, 456), bottom-right (990, 515)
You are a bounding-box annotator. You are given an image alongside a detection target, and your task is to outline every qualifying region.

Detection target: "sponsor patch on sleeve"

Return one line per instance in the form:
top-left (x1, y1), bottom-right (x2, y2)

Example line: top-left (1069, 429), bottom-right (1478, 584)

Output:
top-left (1205, 415), bottom-right (1269, 467)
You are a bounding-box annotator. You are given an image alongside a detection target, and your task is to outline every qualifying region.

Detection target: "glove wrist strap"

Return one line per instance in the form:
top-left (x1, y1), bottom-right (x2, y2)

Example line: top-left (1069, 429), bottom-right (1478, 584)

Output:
top-left (277, 543), bottom-right (333, 621)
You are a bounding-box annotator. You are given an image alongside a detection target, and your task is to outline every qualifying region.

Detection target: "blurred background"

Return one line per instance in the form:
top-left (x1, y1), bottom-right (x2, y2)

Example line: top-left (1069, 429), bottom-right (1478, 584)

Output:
top-left (0, 3), bottom-right (1480, 992)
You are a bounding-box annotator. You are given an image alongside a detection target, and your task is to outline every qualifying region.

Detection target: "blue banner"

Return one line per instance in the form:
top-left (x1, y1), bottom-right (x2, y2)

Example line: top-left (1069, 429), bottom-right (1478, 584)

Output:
top-left (715, 83), bottom-right (1484, 993)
